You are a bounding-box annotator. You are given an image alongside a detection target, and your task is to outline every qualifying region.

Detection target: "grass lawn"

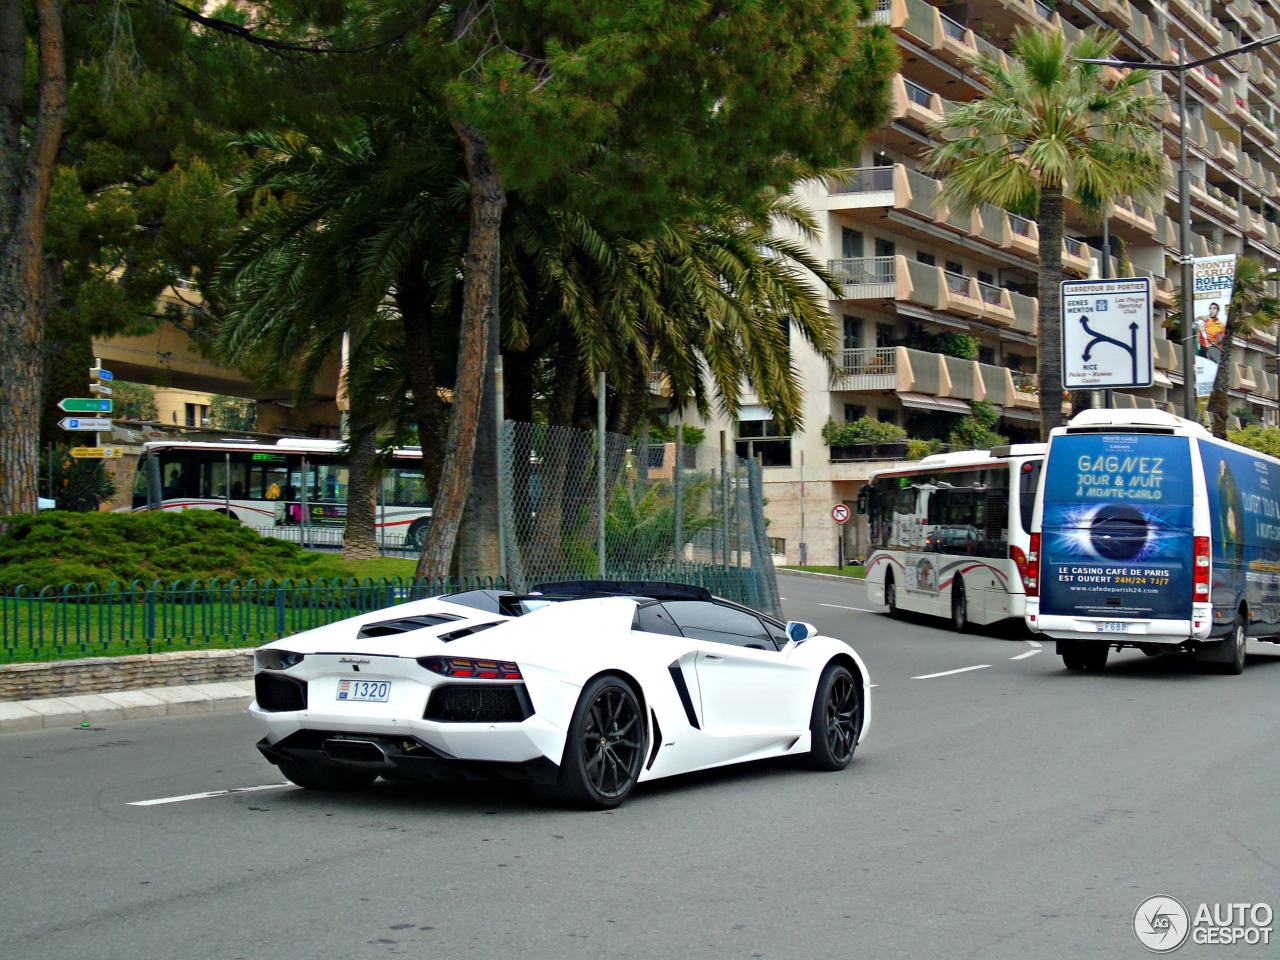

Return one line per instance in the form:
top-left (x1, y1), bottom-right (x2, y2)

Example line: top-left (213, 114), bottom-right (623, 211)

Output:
top-left (778, 565), bottom-right (866, 579)
top-left (314, 556), bottom-right (421, 581)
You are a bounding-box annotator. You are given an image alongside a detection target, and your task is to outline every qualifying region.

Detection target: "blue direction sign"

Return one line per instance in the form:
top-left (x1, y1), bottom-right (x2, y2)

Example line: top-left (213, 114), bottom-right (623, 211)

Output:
top-left (58, 398), bottom-right (112, 413)
top-left (58, 417), bottom-right (113, 432)
top-left (89, 364), bottom-right (113, 381)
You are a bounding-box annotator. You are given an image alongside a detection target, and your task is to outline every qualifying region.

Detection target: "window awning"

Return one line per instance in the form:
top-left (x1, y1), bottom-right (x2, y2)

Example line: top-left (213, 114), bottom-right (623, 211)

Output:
top-left (998, 406), bottom-right (1041, 423)
top-left (736, 404), bottom-right (774, 421)
top-left (896, 392), bottom-right (972, 414)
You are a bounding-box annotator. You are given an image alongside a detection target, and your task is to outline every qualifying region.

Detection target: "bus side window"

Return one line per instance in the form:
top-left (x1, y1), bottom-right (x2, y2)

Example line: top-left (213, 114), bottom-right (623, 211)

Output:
top-left (1018, 460), bottom-right (1042, 533)
top-left (161, 458), bottom-right (195, 499)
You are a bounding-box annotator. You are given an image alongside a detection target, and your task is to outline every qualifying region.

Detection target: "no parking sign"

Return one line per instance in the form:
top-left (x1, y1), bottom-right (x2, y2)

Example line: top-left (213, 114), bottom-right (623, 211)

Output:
top-left (832, 503), bottom-right (850, 524)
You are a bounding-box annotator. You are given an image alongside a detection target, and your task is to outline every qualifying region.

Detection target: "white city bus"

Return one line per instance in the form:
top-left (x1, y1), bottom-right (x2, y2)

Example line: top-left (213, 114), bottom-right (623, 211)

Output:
top-left (133, 438), bottom-right (432, 549)
top-left (858, 444), bottom-right (1045, 631)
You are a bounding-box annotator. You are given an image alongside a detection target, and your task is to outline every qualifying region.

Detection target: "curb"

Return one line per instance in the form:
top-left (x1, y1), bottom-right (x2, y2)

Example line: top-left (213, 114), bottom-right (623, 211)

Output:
top-left (777, 568), bottom-right (867, 583)
top-left (0, 679), bottom-right (254, 734)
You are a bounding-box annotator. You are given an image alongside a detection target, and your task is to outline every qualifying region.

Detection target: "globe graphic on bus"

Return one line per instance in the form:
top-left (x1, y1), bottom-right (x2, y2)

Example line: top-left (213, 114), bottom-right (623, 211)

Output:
top-left (1217, 459), bottom-right (1245, 567)
top-left (1089, 504), bottom-right (1148, 561)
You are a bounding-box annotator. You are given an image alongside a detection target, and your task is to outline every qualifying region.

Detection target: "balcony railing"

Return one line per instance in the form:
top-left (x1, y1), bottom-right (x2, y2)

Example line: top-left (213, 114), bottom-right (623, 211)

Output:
top-left (944, 270), bottom-right (975, 296)
top-left (904, 78), bottom-right (933, 107)
top-left (1010, 214), bottom-right (1035, 238)
top-left (838, 346), bottom-right (899, 390)
top-left (828, 256), bottom-right (896, 298)
top-left (1063, 236), bottom-right (1084, 256)
top-left (940, 11), bottom-right (967, 40)
top-left (978, 281), bottom-right (1004, 305)
top-left (829, 166), bottom-right (895, 195)
top-left (1034, 0), bottom-right (1053, 18)
top-left (873, 0), bottom-right (891, 23)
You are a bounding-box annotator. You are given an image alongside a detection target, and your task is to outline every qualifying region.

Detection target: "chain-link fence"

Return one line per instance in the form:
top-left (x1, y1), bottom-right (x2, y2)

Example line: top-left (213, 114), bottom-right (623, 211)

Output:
top-left (499, 421), bottom-right (781, 618)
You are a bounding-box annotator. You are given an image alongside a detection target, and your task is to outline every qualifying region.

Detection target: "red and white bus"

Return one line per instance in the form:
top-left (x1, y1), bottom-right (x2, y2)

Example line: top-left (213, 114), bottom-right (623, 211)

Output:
top-left (133, 438), bottom-right (432, 550)
top-left (858, 445), bottom-right (1045, 631)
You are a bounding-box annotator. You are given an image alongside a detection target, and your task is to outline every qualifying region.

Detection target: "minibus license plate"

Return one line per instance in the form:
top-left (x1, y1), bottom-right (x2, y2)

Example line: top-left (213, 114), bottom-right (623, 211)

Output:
top-left (1100, 622), bottom-right (1128, 633)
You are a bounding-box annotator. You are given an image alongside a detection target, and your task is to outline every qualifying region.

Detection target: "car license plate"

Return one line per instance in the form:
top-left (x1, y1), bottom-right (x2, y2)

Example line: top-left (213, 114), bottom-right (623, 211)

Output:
top-left (337, 680), bottom-right (390, 702)
top-left (1100, 622), bottom-right (1129, 633)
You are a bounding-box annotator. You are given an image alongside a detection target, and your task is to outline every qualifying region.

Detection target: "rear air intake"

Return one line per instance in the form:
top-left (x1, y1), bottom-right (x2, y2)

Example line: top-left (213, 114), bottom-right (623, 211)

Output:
top-left (255, 673), bottom-right (307, 712)
top-left (357, 613), bottom-right (462, 638)
top-left (425, 684), bottom-right (531, 722)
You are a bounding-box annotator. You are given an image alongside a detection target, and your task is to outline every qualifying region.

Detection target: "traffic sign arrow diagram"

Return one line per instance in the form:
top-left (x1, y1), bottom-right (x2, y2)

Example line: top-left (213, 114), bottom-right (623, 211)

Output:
top-left (58, 398), bottom-right (112, 413)
top-left (58, 418), bottom-right (113, 431)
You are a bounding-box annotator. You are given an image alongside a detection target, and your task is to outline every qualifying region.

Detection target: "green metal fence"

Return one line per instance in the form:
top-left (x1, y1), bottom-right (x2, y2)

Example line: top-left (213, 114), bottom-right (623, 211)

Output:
top-left (0, 576), bottom-right (505, 662)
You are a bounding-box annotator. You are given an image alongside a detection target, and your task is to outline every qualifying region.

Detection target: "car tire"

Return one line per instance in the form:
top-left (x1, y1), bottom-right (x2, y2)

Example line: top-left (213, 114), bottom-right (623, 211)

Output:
top-left (276, 757), bottom-right (377, 792)
top-left (885, 572), bottom-right (900, 619)
top-left (951, 577), bottom-right (968, 634)
top-left (548, 675), bottom-right (646, 809)
top-left (803, 663), bottom-right (863, 771)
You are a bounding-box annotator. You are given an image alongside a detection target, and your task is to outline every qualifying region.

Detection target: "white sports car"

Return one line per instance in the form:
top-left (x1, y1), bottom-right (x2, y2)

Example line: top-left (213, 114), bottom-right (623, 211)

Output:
top-left (251, 581), bottom-right (871, 808)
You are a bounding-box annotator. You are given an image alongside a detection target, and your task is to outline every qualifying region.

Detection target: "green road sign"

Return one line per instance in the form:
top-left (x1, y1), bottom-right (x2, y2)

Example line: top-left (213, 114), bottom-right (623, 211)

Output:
top-left (58, 398), bottom-right (112, 413)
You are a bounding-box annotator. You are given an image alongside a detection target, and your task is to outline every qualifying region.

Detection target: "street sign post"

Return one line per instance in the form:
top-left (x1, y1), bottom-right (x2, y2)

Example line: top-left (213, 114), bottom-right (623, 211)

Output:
top-left (1061, 277), bottom-right (1154, 390)
top-left (58, 398), bottom-right (112, 414)
top-left (58, 418), bottom-right (113, 432)
top-left (831, 502), bottom-right (851, 570)
top-left (70, 446), bottom-right (124, 459)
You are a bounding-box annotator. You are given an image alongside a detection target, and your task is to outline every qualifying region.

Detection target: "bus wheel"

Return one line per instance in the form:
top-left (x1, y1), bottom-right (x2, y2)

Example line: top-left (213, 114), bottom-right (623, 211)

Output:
top-left (1203, 617), bottom-right (1247, 675)
top-left (951, 577), bottom-right (968, 634)
top-left (885, 572), bottom-right (900, 619)
top-left (405, 518), bottom-right (429, 551)
top-left (1060, 639), bottom-right (1106, 670)
top-left (1060, 640), bottom-right (1086, 670)
top-left (1081, 643), bottom-right (1109, 671)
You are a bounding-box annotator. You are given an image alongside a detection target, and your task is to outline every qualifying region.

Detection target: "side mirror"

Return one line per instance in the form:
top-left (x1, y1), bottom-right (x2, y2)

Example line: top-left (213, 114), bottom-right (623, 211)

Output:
top-left (786, 621), bottom-right (817, 644)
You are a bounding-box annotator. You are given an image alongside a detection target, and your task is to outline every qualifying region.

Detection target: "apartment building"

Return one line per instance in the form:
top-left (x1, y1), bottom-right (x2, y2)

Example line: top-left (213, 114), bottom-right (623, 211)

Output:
top-left (680, 0), bottom-right (1280, 566)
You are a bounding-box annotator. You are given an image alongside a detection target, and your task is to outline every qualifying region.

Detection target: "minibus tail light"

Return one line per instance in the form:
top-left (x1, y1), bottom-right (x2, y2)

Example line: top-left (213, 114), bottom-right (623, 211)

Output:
top-left (1026, 534), bottom-right (1040, 597)
top-left (1194, 536), bottom-right (1211, 598)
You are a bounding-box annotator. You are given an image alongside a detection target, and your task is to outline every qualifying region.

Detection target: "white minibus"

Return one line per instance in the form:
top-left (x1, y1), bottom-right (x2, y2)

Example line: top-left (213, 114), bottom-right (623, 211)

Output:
top-left (1027, 408), bottom-right (1279, 674)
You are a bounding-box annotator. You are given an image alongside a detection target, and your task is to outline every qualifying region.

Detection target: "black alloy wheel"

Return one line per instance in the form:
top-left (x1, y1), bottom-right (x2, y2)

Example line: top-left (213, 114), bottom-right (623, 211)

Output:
top-left (951, 577), bottom-right (968, 634)
top-left (804, 663), bottom-right (862, 771)
top-left (549, 675), bottom-right (646, 808)
top-left (885, 573), bottom-right (900, 619)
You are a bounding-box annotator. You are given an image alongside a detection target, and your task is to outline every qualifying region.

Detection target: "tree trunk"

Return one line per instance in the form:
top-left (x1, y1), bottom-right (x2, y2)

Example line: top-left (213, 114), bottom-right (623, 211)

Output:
top-left (0, 0), bottom-right (66, 518)
top-left (415, 119), bottom-right (505, 580)
top-left (1209, 320), bottom-right (1237, 439)
top-left (1036, 186), bottom-right (1066, 440)
top-left (342, 422), bottom-right (380, 561)
top-left (395, 264), bottom-right (446, 496)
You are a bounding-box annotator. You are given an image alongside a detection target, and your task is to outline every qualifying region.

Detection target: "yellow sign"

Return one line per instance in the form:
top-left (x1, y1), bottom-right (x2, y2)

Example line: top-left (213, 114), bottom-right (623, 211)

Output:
top-left (266, 483), bottom-right (282, 499)
top-left (70, 446), bottom-right (124, 459)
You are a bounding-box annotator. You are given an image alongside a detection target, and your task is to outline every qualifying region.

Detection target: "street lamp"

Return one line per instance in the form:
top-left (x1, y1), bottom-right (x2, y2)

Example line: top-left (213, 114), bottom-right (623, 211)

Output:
top-left (1078, 32), bottom-right (1280, 422)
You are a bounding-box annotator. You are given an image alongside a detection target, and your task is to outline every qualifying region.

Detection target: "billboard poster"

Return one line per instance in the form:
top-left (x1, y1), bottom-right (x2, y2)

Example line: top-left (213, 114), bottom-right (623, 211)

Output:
top-left (1192, 255), bottom-right (1236, 399)
top-left (1039, 433), bottom-right (1194, 620)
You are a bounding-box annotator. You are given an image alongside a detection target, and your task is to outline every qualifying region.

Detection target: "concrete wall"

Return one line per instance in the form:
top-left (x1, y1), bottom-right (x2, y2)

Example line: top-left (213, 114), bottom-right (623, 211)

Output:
top-left (0, 649), bottom-right (253, 702)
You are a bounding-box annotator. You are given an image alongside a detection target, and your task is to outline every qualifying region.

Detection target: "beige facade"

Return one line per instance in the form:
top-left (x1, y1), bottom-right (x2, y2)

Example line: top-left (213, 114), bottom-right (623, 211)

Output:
top-left (682, 0), bottom-right (1280, 566)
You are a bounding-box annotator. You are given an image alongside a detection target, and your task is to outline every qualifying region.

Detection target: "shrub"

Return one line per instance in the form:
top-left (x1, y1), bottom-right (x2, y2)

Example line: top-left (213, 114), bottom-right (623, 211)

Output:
top-left (821, 416), bottom-right (908, 446)
top-left (906, 438), bottom-right (943, 460)
top-left (0, 510), bottom-right (347, 589)
top-left (1228, 425), bottom-right (1280, 458)
top-left (950, 400), bottom-right (1008, 451)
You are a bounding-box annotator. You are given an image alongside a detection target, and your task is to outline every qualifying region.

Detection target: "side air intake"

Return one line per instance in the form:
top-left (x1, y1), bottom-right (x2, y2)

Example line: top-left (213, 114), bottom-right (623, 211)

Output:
top-left (255, 673), bottom-right (307, 712)
top-left (357, 613), bottom-right (462, 639)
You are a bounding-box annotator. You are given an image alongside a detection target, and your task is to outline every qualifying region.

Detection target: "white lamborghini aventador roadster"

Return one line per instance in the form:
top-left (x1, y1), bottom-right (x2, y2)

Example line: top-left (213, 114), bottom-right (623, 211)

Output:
top-left (251, 581), bottom-right (870, 808)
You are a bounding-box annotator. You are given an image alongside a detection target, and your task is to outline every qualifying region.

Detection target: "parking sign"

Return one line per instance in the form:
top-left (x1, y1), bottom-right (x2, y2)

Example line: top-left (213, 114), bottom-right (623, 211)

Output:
top-left (1060, 277), bottom-right (1153, 389)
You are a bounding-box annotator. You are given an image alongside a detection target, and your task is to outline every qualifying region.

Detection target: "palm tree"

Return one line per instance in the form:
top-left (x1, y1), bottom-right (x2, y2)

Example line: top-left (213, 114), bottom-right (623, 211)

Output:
top-left (1206, 258), bottom-right (1280, 438)
top-left (922, 27), bottom-right (1167, 438)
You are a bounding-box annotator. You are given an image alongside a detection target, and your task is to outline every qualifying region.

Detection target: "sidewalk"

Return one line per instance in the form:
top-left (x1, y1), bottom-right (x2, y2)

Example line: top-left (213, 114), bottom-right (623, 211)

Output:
top-left (0, 679), bottom-right (254, 733)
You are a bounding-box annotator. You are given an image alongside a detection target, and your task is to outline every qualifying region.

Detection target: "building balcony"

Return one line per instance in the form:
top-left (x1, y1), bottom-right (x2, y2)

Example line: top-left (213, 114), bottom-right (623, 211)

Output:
top-left (978, 280), bottom-right (1016, 325)
top-left (1098, 0), bottom-right (1133, 28)
top-left (1011, 291), bottom-right (1038, 337)
top-left (1062, 236), bottom-right (1090, 275)
top-left (826, 164), bottom-right (899, 210)
top-left (1007, 213), bottom-right (1039, 257)
top-left (1230, 0), bottom-right (1266, 32)
top-left (1154, 337), bottom-right (1180, 375)
top-left (838, 346), bottom-right (905, 391)
top-left (1244, 207), bottom-right (1267, 239)
top-left (1168, 0), bottom-right (1222, 46)
top-left (1154, 276), bottom-right (1176, 309)
top-left (941, 269), bottom-right (984, 318)
top-left (888, 0), bottom-right (980, 67)
top-left (829, 256), bottom-right (899, 300)
top-left (1232, 364), bottom-right (1259, 393)
top-left (890, 74), bottom-right (945, 130)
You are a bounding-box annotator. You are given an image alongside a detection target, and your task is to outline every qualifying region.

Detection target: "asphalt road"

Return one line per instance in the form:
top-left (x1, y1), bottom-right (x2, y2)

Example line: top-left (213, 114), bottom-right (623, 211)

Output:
top-left (3, 571), bottom-right (1278, 960)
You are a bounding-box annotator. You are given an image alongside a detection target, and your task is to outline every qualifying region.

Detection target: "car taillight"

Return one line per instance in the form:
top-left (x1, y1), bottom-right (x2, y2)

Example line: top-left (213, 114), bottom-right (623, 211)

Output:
top-left (1026, 534), bottom-right (1040, 597)
top-left (1194, 536), bottom-right (1211, 599)
top-left (418, 656), bottom-right (522, 680)
top-left (1010, 545), bottom-right (1030, 592)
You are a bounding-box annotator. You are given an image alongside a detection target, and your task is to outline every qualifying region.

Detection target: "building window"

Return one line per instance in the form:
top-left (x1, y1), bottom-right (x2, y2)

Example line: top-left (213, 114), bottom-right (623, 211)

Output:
top-left (844, 404), bottom-right (867, 422)
top-left (843, 316), bottom-right (863, 350)
top-left (184, 403), bottom-right (209, 427)
top-left (876, 408), bottom-right (898, 425)
top-left (875, 238), bottom-right (896, 258)
top-left (979, 345), bottom-right (996, 365)
top-left (735, 420), bottom-right (792, 467)
top-left (876, 323), bottom-right (897, 348)
top-left (945, 260), bottom-right (964, 275)
top-left (842, 227), bottom-right (864, 259)
top-left (977, 270), bottom-right (994, 285)
top-left (916, 251), bottom-right (936, 266)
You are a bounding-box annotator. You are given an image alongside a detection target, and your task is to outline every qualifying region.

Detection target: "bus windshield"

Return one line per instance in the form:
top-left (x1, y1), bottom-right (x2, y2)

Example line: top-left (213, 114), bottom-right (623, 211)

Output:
top-left (1039, 433), bottom-right (1194, 620)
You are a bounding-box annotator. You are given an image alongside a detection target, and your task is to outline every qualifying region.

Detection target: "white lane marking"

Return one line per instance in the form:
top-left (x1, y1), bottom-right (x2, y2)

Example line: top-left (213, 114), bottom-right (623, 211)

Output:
top-left (819, 603), bottom-right (881, 613)
top-left (128, 782), bottom-right (293, 807)
top-left (1010, 649), bottom-right (1042, 660)
top-left (1026, 639), bottom-right (1042, 648)
top-left (912, 664), bottom-right (991, 680)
